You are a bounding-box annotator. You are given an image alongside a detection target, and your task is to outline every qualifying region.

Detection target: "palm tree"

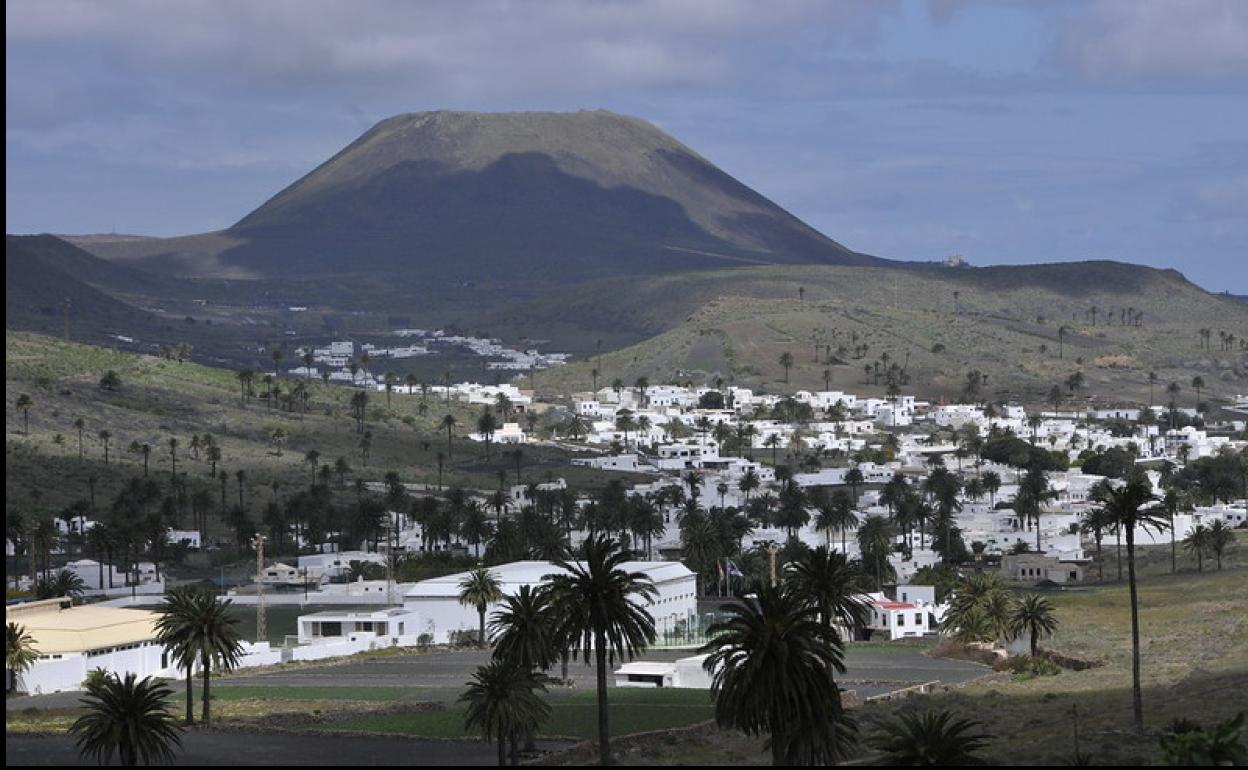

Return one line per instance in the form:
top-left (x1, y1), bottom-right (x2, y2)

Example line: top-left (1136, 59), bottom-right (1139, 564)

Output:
top-left (1081, 505), bottom-right (1116, 582)
top-left (490, 585), bottom-right (556, 673)
top-left (69, 673), bottom-right (183, 766)
top-left (441, 414), bottom-right (458, 460)
top-left (460, 661), bottom-right (551, 766)
top-left (158, 591), bottom-right (244, 726)
top-left (778, 351), bottom-right (794, 383)
top-left (738, 467), bottom-right (761, 504)
top-left (1184, 524), bottom-right (1209, 572)
top-left (700, 581), bottom-right (855, 765)
top-left (37, 569), bottom-right (87, 601)
top-left (784, 546), bottom-right (869, 640)
top-left (98, 430), bottom-right (112, 464)
top-left (982, 471), bottom-right (1001, 506)
top-left (1104, 473), bottom-right (1166, 732)
top-left (153, 585), bottom-right (210, 724)
top-left (816, 490), bottom-right (859, 556)
top-left (844, 465), bottom-right (865, 505)
top-left (6, 622), bottom-right (40, 694)
top-left (1167, 381), bottom-right (1182, 428)
top-left (16, 393), bottom-right (33, 434)
top-left (459, 568), bottom-right (503, 649)
top-left (545, 535), bottom-right (657, 766)
top-left (1161, 488), bottom-right (1181, 574)
top-left (1008, 594), bottom-right (1059, 658)
top-left (940, 572), bottom-right (1012, 646)
top-left (856, 515), bottom-right (896, 590)
top-left (489, 585), bottom-right (556, 754)
top-left (478, 407), bottom-right (499, 460)
top-left (1206, 520), bottom-right (1234, 570)
top-left (867, 710), bottom-right (988, 765)
top-left (74, 417), bottom-right (86, 460)
top-left (763, 433), bottom-right (783, 466)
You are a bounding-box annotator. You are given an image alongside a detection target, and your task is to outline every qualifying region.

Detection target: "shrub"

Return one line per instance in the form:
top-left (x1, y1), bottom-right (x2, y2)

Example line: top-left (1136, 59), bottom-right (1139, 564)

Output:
top-left (81, 667), bottom-right (113, 689)
top-left (1160, 713), bottom-right (1247, 766)
top-left (1000, 655), bottom-right (1060, 680)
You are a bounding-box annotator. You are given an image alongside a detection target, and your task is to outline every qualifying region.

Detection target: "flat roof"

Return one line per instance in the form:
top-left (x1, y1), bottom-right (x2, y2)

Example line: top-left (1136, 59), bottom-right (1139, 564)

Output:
top-left (404, 560), bottom-right (694, 600)
top-left (15, 605), bottom-right (160, 655)
top-left (299, 608), bottom-right (415, 621)
top-left (615, 662), bottom-right (675, 676)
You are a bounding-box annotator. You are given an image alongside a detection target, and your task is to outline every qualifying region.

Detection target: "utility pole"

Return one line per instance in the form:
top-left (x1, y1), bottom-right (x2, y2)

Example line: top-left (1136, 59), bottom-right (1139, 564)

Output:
top-left (251, 533), bottom-right (268, 643)
top-left (384, 513), bottom-right (395, 607)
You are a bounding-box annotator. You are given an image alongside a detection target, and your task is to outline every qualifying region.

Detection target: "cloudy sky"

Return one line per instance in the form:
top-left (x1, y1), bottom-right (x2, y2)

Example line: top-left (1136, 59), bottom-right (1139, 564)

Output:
top-left (6, 0), bottom-right (1247, 291)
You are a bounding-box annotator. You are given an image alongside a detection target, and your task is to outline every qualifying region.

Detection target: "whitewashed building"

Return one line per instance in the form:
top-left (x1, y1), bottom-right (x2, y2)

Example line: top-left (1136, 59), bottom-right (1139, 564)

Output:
top-left (402, 560), bottom-right (697, 645)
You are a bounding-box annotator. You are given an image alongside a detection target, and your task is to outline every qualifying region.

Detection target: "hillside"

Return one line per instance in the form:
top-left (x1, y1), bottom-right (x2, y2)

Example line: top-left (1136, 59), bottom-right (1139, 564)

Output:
top-left (4, 331), bottom-right (634, 520)
top-left (73, 110), bottom-right (884, 282)
top-left (522, 262), bottom-right (1248, 405)
top-left (5, 235), bottom-right (167, 342)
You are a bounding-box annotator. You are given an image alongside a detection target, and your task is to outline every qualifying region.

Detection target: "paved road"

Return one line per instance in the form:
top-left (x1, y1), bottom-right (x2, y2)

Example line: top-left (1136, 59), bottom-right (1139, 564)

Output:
top-left (5, 731), bottom-right (565, 766)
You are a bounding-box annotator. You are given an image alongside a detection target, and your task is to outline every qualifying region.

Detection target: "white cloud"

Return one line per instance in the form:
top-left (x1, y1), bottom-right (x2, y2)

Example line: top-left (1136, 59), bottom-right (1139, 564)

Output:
top-left (5, 0), bottom-right (897, 95)
top-left (1057, 0), bottom-right (1248, 81)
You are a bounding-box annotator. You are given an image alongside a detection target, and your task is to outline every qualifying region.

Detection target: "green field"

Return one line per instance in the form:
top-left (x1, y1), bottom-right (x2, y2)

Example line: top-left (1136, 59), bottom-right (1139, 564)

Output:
top-left (317, 686), bottom-right (714, 740)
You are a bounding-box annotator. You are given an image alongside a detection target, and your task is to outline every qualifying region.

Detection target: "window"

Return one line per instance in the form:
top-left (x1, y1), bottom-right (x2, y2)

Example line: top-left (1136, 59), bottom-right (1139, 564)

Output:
top-left (897, 614), bottom-right (905, 626)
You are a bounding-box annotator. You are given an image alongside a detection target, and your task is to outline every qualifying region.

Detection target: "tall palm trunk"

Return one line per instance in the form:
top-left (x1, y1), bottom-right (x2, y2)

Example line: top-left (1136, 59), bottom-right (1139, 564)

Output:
top-left (201, 654), bottom-right (212, 726)
top-left (1169, 514), bottom-right (1176, 574)
top-left (1126, 528), bottom-right (1143, 733)
top-left (184, 661), bottom-right (195, 724)
top-left (594, 628), bottom-right (611, 766)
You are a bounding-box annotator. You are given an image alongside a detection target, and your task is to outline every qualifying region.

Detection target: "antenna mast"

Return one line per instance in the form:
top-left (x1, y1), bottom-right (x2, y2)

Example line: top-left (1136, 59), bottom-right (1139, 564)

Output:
top-left (251, 533), bottom-right (268, 643)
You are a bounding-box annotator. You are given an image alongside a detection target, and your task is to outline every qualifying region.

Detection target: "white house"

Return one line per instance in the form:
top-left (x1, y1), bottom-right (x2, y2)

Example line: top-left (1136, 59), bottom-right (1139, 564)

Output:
top-left (614, 653), bottom-right (714, 689)
top-left (863, 592), bottom-right (936, 641)
top-left (297, 550), bottom-right (387, 581)
top-left (402, 560), bottom-right (697, 645)
top-left (296, 607), bottom-right (421, 645)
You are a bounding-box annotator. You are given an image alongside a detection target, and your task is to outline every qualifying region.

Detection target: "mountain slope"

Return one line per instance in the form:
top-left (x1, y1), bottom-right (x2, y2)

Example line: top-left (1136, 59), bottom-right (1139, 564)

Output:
top-left (80, 110), bottom-right (884, 281)
top-left (5, 235), bottom-right (166, 340)
top-left (525, 261), bottom-right (1248, 404)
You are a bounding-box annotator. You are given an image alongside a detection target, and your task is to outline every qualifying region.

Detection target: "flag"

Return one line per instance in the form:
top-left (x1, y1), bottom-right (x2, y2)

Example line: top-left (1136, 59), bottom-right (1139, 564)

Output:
top-left (726, 559), bottom-right (744, 578)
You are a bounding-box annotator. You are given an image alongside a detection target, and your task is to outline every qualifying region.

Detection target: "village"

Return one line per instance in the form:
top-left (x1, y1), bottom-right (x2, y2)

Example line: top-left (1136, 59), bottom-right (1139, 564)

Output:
top-left (9, 368), bottom-right (1246, 706)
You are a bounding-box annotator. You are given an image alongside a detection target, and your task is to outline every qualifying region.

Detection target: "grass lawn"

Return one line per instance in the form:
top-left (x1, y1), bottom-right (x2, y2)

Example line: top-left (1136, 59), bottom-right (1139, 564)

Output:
top-left (318, 686), bottom-right (714, 740)
top-left (213, 685), bottom-right (424, 702)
